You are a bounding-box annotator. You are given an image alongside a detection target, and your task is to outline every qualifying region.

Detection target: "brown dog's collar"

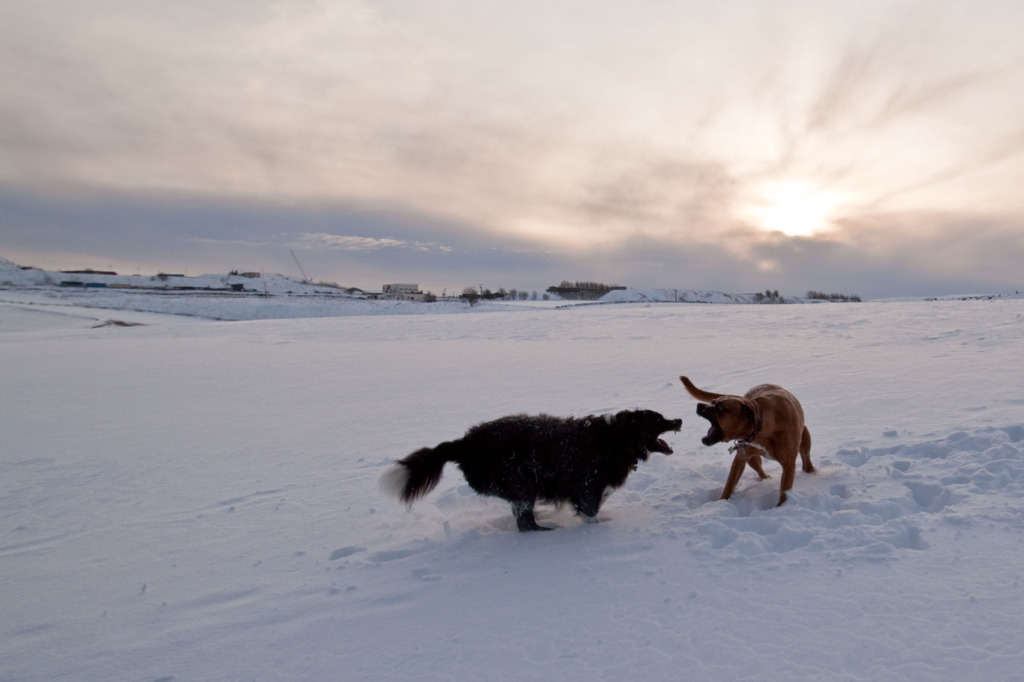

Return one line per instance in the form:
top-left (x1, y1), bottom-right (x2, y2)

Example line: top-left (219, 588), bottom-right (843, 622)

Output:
top-left (730, 440), bottom-right (768, 455)
top-left (729, 405), bottom-right (763, 454)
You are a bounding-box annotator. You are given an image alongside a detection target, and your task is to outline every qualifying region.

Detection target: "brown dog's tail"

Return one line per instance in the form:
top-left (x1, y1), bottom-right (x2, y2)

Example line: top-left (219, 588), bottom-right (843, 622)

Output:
top-left (800, 426), bottom-right (815, 473)
top-left (679, 376), bottom-right (726, 402)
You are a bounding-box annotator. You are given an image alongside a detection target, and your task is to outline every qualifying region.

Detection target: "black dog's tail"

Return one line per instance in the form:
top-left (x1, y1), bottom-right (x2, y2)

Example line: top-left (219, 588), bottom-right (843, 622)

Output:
top-left (379, 441), bottom-right (462, 504)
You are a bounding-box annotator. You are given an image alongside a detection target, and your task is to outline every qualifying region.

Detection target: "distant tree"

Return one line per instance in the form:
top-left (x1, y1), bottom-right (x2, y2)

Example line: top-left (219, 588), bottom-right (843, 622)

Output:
top-left (461, 287), bottom-right (480, 306)
top-left (546, 280), bottom-right (626, 301)
top-left (806, 290), bottom-right (862, 302)
top-left (423, 291), bottom-right (437, 303)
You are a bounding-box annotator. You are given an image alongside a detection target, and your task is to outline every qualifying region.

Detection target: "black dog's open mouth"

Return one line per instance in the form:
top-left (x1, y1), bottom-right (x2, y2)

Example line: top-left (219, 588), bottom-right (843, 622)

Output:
top-left (649, 437), bottom-right (674, 455)
top-left (695, 404), bottom-right (723, 446)
top-left (647, 419), bottom-right (683, 455)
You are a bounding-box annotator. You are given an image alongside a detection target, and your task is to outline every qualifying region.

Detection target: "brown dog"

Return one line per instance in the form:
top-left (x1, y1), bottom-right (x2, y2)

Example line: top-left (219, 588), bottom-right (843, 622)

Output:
top-left (680, 376), bottom-right (814, 506)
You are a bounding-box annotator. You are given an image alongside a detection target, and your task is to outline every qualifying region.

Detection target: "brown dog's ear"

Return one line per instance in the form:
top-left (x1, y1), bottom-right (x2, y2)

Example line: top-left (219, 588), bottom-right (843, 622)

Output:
top-left (741, 403), bottom-right (755, 424)
top-left (740, 402), bottom-right (759, 439)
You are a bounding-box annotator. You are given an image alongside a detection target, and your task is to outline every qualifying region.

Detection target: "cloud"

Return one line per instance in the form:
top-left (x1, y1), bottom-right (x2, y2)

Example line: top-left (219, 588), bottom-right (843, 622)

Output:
top-left (2, 185), bottom-right (1021, 299)
top-left (292, 233), bottom-right (452, 253)
top-left (3, 0), bottom-right (1024, 297)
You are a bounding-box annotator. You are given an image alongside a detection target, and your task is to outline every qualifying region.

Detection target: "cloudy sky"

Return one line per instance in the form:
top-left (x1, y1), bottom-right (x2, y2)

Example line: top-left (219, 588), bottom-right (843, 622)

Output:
top-left (2, 0), bottom-right (1024, 298)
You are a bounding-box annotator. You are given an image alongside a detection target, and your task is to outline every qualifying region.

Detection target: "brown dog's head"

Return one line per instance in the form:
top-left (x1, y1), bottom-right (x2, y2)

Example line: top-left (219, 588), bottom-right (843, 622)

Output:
top-left (694, 398), bottom-right (756, 446)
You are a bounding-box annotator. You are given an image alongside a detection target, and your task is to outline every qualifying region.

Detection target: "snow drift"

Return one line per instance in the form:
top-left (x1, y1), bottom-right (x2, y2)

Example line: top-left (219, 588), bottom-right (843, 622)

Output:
top-left (2, 271), bottom-right (1024, 681)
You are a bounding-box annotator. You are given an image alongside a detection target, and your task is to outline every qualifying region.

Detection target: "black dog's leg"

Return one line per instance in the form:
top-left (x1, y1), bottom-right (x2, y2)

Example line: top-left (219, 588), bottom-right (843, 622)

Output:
top-left (511, 500), bottom-right (550, 531)
top-left (573, 493), bottom-right (602, 524)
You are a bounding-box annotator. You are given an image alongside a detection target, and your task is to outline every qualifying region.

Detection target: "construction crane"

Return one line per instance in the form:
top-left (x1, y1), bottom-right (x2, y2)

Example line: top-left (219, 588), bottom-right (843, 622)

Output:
top-left (291, 250), bottom-right (311, 283)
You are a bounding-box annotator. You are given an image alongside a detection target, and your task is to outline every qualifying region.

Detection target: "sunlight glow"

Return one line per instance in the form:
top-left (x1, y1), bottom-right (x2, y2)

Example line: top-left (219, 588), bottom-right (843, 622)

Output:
top-left (750, 180), bottom-right (842, 237)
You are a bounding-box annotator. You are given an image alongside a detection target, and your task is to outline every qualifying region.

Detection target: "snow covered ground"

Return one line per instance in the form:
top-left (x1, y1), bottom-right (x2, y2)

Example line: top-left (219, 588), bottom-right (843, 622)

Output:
top-left (2, 278), bottom-right (1024, 681)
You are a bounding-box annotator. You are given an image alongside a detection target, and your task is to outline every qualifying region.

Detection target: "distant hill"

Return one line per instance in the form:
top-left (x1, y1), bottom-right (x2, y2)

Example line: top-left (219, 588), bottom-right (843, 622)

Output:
top-left (599, 289), bottom-right (803, 304)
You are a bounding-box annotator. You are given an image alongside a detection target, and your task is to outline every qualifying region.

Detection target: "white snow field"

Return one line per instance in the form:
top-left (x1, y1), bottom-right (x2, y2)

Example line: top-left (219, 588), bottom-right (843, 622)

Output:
top-left (2, 283), bottom-right (1024, 681)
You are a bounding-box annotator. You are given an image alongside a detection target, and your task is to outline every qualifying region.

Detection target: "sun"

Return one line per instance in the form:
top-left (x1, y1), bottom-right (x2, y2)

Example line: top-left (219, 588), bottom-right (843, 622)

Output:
top-left (749, 180), bottom-right (842, 237)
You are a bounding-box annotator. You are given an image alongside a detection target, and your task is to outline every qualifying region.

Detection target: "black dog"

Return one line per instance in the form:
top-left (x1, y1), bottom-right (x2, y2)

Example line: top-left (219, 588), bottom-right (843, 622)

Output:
top-left (380, 410), bottom-right (682, 531)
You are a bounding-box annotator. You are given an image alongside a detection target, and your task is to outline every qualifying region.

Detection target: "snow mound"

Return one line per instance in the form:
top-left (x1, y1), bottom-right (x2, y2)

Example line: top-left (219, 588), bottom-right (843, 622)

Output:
top-left (0, 256), bottom-right (52, 287)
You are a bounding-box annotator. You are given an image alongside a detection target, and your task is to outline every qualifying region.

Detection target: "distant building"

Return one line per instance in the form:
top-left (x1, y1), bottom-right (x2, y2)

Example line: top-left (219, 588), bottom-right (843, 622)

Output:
top-left (60, 269), bottom-right (118, 276)
top-left (382, 283), bottom-right (426, 301)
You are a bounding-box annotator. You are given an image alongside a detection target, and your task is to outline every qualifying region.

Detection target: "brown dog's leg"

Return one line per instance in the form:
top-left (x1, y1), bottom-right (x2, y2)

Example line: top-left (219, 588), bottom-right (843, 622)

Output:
top-left (721, 454), bottom-right (748, 500)
top-left (777, 461), bottom-right (796, 506)
top-left (747, 455), bottom-right (770, 480)
top-left (799, 426), bottom-right (815, 473)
